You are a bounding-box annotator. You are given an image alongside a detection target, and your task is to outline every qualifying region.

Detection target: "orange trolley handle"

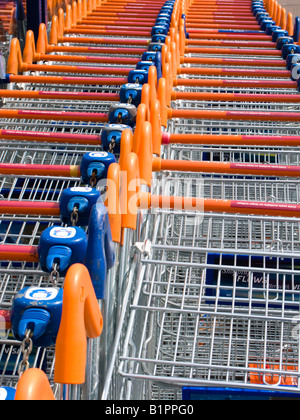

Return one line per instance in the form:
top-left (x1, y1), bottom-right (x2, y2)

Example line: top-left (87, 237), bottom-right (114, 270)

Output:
top-left (54, 264), bottom-right (103, 385)
top-left (15, 368), bottom-right (55, 400)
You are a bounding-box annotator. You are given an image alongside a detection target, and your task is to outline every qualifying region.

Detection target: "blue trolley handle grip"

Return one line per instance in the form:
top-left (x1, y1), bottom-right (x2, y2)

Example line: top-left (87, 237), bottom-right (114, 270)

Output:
top-left (294, 17), bottom-right (300, 43)
top-left (16, 0), bottom-right (25, 21)
top-left (84, 202), bottom-right (115, 300)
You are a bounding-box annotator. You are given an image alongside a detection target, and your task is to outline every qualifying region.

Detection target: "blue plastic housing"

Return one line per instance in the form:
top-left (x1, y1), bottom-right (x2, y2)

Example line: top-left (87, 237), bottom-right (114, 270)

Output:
top-left (80, 151), bottom-right (116, 185)
top-left (11, 286), bottom-right (63, 347)
top-left (101, 123), bottom-right (133, 152)
top-left (282, 44), bottom-right (300, 59)
top-left (59, 186), bottom-right (102, 226)
top-left (0, 387), bottom-right (16, 400)
top-left (127, 69), bottom-right (148, 84)
top-left (38, 226), bottom-right (88, 276)
top-left (119, 83), bottom-right (143, 107)
top-left (84, 202), bottom-right (115, 299)
top-left (107, 103), bottom-right (137, 127)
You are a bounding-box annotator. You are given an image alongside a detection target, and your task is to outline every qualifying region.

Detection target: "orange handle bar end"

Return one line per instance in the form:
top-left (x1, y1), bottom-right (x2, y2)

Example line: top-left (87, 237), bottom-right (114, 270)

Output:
top-left (54, 264), bottom-right (103, 385)
top-left (15, 368), bottom-right (55, 400)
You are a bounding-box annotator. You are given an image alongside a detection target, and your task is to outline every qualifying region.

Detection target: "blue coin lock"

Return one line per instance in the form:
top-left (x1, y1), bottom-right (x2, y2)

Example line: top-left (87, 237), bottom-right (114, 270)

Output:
top-left (156, 17), bottom-right (170, 26)
top-left (127, 69), bottom-right (148, 84)
top-left (38, 226), bottom-right (88, 276)
top-left (282, 44), bottom-right (300, 59)
top-left (151, 25), bottom-right (169, 36)
top-left (152, 34), bottom-right (167, 44)
top-left (148, 42), bottom-right (163, 52)
top-left (256, 12), bottom-right (268, 21)
top-left (140, 52), bottom-right (162, 80)
top-left (266, 24), bottom-right (280, 35)
top-left (252, 5), bottom-right (264, 12)
top-left (108, 103), bottom-right (137, 127)
top-left (136, 61), bottom-right (155, 71)
top-left (272, 29), bottom-right (289, 42)
top-left (120, 83), bottom-right (143, 106)
top-left (59, 186), bottom-right (102, 227)
top-left (252, 2), bottom-right (264, 9)
top-left (253, 8), bottom-right (265, 15)
top-left (0, 387), bottom-right (16, 400)
top-left (261, 19), bottom-right (276, 31)
top-left (160, 5), bottom-right (173, 12)
top-left (286, 54), bottom-right (300, 69)
top-left (259, 17), bottom-right (274, 28)
top-left (84, 202), bottom-right (115, 300)
top-left (254, 10), bottom-right (267, 18)
top-left (80, 151), bottom-right (116, 185)
top-left (11, 286), bottom-right (63, 348)
top-left (291, 63), bottom-right (300, 81)
top-left (277, 36), bottom-right (294, 50)
top-left (258, 15), bottom-right (273, 25)
top-left (157, 12), bottom-right (172, 20)
top-left (101, 123), bottom-right (133, 152)
top-left (142, 51), bottom-right (159, 62)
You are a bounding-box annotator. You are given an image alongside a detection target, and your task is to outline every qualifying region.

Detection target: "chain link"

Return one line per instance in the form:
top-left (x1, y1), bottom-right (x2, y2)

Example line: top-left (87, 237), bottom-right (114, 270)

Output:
top-left (50, 262), bottom-right (60, 287)
top-left (90, 169), bottom-right (98, 187)
top-left (108, 138), bottom-right (116, 154)
top-left (18, 329), bottom-right (33, 377)
top-left (70, 206), bottom-right (79, 226)
top-left (117, 112), bottom-right (122, 124)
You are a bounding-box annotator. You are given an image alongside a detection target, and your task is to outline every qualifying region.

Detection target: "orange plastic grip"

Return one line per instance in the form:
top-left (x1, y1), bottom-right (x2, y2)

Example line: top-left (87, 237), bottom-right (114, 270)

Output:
top-left (120, 152), bottom-right (140, 230)
top-left (287, 12), bottom-right (293, 36)
top-left (179, 19), bottom-right (186, 56)
top-left (106, 162), bottom-right (121, 243)
top-left (8, 8), bottom-right (16, 36)
top-left (280, 7), bottom-right (287, 30)
top-left (275, 4), bottom-right (282, 26)
top-left (7, 38), bottom-right (23, 75)
top-left (54, 264), bottom-right (103, 385)
top-left (58, 8), bottom-right (65, 37)
top-left (15, 368), bottom-right (56, 400)
top-left (133, 103), bottom-right (148, 154)
top-left (65, 4), bottom-right (72, 30)
top-left (141, 83), bottom-right (151, 121)
top-left (23, 30), bottom-right (40, 64)
top-left (49, 15), bottom-right (59, 45)
top-left (162, 62), bottom-right (172, 106)
top-left (150, 99), bottom-right (162, 156)
top-left (36, 24), bottom-right (49, 54)
top-left (158, 77), bottom-right (168, 127)
top-left (148, 65), bottom-right (158, 103)
top-left (119, 128), bottom-right (133, 171)
top-left (138, 121), bottom-right (152, 187)
top-left (170, 41), bottom-right (178, 76)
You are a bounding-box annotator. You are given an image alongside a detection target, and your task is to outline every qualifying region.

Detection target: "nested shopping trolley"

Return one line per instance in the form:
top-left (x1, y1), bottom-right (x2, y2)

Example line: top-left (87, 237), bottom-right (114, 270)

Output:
top-left (0, 0), bottom-right (169, 400)
top-left (2, 0), bottom-right (300, 400)
top-left (101, 0), bottom-right (300, 401)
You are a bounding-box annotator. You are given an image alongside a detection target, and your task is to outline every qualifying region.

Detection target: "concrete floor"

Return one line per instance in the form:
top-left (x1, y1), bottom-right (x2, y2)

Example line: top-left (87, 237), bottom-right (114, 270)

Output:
top-left (279, 0), bottom-right (300, 19)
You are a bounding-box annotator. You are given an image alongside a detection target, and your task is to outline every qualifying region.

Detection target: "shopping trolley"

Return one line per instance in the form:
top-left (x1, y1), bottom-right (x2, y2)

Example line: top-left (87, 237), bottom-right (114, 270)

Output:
top-left (0, 0), bottom-right (172, 400)
top-left (100, 0), bottom-right (300, 401)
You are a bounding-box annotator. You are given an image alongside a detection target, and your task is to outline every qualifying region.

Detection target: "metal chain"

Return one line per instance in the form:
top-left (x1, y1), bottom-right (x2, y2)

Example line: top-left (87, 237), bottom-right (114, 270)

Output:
top-left (108, 138), bottom-right (116, 154)
top-left (90, 169), bottom-right (98, 187)
top-left (117, 112), bottom-right (123, 124)
top-left (50, 262), bottom-right (60, 287)
top-left (70, 206), bottom-right (79, 226)
top-left (18, 329), bottom-right (33, 377)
